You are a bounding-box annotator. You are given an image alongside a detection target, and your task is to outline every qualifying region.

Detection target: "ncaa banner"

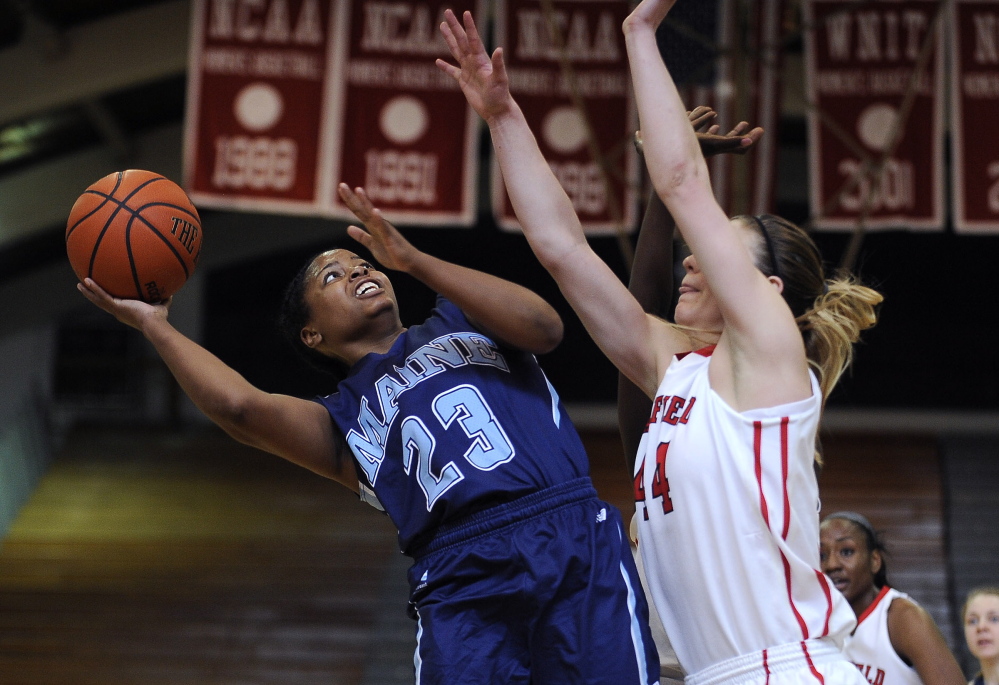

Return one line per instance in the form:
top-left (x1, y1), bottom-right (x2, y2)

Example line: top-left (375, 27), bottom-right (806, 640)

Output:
top-left (493, 0), bottom-right (638, 235)
top-left (804, 0), bottom-right (945, 231)
top-left (184, 0), bottom-right (335, 215)
top-left (952, 0), bottom-right (999, 233)
top-left (327, 0), bottom-right (483, 225)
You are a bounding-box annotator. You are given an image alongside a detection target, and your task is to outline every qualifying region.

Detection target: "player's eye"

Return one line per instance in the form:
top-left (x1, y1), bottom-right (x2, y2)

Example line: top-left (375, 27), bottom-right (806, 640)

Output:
top-left (323, 270), bottom-right (342, 284)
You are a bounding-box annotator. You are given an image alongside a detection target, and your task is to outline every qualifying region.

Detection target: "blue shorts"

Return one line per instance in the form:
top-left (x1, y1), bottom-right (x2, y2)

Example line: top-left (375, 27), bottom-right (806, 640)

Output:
top-left (407, 477), bottom-right (661, 684)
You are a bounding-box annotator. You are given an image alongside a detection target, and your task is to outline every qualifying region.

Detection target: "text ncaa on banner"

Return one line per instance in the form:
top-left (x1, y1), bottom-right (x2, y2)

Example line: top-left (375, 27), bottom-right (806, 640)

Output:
top-left (952, 0), bottom-right (999, 233)
top-left (184, 0), bottom-right (334, 215)
top-left (493, 0), bottom-right (638, 235)
top-left (804, 0), bottom-right (945, 231)
top-left (328, 0), bottom-right (482, 225)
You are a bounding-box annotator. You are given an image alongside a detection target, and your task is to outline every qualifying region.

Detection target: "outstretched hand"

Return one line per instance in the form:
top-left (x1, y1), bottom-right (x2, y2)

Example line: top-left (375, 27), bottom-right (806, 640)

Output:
top-left (76, 278), bottom-right (170, 331)
top-left (636, 106), bottom-right (764, 158)
top-left (337, 183), bottom-right (420, 273)
top-left (436, 10), bottom-right (512, 122)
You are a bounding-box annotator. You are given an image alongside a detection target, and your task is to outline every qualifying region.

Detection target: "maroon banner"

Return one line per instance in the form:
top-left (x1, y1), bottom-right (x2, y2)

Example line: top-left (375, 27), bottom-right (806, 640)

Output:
top-left (804, 0), bottom-right (945, 231)
top-left (493, 0), bottom-right (638, 235)
top-left (952, 0), bottom-right (999, 233)
top-left (327, 0), bottom-right (482, 225)
top-left (184, 0), bottom-right (334, 214)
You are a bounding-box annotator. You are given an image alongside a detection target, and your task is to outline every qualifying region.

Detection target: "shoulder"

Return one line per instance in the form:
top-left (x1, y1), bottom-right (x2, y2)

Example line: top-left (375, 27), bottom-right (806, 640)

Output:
top-left (886, 593), bottom-right (930, 635)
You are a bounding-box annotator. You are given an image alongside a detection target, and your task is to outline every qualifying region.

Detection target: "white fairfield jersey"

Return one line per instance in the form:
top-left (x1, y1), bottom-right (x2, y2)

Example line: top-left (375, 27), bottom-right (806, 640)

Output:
top-left (844, 588), bottom-right (923, 685)
top-left (634, 347), bottom-right (856, 676)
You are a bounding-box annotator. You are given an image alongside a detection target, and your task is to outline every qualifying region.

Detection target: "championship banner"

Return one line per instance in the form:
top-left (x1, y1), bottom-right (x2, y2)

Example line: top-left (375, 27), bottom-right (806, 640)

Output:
top-left (493, 0), bottom-right (638, 235)
top-left (951, 0), bottom-right (999, 233)
top-left (804, 0), bottom-right (945, 231)
top-left (184, 0), bottom-right (335, 215)
top-left (327, 0), bottom-right (483, 225)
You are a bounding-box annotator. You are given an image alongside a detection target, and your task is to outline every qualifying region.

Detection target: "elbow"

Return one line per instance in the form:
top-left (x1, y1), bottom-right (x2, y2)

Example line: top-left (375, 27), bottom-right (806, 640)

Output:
top-left (533, 314), bottom-right (564, 355)
top-left (205, 395), bottom-right (258, 443)
top-left (651, 161), bottom-right (696, 201)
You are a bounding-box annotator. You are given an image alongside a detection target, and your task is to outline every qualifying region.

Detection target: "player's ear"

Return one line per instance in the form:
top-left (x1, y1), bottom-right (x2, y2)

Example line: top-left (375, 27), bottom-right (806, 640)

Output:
top-left (869, 549), bottom-right (883, 577)
top-left (300, 326), bottom-right (322, 349)
top-left (767, 275), bottom-right (784, 294)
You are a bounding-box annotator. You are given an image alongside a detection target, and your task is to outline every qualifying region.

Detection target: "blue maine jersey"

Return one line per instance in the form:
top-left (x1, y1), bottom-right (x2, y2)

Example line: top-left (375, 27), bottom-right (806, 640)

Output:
top-left (317, 297), bottom-right (591, 554)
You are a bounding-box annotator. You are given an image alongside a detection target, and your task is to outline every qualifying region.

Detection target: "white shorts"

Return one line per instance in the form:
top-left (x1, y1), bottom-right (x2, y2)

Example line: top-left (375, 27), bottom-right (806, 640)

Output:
top-left (685, 639), bottom-right (867, 685)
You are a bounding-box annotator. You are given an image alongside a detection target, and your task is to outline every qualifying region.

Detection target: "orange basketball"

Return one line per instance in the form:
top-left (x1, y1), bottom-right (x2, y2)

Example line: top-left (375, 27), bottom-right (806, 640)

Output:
top-left (66, 170), bottom-right (202, 303)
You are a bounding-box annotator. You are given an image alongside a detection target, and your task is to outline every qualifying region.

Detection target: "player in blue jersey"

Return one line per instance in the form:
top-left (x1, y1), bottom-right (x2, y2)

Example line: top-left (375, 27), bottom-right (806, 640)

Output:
top-left (76, 181), bottom-right (660, 685)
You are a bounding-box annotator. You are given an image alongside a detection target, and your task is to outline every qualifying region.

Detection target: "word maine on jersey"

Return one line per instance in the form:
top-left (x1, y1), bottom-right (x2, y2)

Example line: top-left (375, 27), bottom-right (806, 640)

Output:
top-left (318, 298), bottom-right (591, 554)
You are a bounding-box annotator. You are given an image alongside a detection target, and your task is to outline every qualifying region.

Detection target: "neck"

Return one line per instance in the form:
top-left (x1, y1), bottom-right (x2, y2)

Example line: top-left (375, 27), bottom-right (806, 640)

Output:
top-left (850, 585), bottom-right (882, 619)
top-left (340, 326), bottom-right (405, 367)
top-left (981, 658), bottom-right (999, 685)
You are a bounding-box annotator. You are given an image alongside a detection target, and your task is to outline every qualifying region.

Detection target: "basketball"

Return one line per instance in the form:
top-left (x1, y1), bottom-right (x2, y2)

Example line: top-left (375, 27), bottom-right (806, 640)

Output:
top-left (66, 170), bottom-right (202, 303)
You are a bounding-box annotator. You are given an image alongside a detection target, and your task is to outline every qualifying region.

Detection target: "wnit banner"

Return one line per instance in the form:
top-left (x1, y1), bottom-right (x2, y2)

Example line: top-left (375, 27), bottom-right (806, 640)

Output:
top-left (804, 0), bottom-right (946, 231)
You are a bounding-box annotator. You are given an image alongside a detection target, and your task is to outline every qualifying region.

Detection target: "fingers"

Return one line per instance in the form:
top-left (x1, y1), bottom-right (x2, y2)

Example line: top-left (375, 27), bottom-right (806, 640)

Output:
top-left (490, 46), bottom-right (507, 83)
top-left (688, 106), bottom-right (717, 132)
top-left (460, 10), bottom-right (484, 56)
top-left (439, 10), bottom-right (462, 62)
top-left (338, 182), bottom-right (377, 223)
top-left (442, 9), bottom-right (469, 57)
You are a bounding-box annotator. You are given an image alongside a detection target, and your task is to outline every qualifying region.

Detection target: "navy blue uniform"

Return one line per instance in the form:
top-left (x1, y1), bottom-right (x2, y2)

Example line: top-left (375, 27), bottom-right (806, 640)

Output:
top-left (318, 298), bottom-right (659, 684)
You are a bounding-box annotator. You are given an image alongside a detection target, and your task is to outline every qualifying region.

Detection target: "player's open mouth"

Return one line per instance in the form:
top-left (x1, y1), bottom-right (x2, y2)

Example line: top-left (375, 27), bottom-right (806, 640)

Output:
top-left (355, 281), bottom-right (380, 297)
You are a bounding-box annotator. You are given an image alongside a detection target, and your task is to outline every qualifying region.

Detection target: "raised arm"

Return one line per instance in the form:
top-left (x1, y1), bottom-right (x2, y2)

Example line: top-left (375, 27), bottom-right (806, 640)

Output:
top-left (436, 9), bottom-right (689, 396)
top-left (76, 280), bottom-right (355, 489)
top-left (618, 112), bottom-right (763, 465)
top-left (336, 183), bottom-right (562, 354)
top-left (623, 0), bottom-right (809, 409)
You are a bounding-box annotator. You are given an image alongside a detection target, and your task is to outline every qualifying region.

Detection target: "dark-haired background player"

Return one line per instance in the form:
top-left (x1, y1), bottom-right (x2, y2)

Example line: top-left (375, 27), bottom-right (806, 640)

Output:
top-left (820, 512), bottom-right (965, 685)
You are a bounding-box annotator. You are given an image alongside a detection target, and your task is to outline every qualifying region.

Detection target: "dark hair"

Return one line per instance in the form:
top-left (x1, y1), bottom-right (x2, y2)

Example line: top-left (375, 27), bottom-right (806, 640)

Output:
top-left (822, 511), bottom-right (889, 588)
top-left (736, 214), bottom-right (882, 405)
top-left (277, 251), bottom-right (350, 380)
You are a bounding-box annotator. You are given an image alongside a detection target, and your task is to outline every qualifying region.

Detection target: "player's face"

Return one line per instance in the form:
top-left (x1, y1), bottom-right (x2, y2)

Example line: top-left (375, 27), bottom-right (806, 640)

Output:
top-left (965, 593), bottom-right (999, 661)
top-left (302, 249), bottom-right (399, 351)
top-left (674, 219), bottom-right (762, 331)
top-left (819, 518), bottom-right (879, 604)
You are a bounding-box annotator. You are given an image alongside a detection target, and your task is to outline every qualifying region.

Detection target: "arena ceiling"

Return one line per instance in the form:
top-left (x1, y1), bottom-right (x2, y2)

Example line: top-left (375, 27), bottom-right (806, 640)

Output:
top-left (0, 0), bottom-right (189, 267)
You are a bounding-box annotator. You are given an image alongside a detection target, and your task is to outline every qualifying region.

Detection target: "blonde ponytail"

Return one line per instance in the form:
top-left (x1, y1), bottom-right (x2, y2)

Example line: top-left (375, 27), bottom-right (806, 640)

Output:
top-left (797, 276), bottom-right (882, 402)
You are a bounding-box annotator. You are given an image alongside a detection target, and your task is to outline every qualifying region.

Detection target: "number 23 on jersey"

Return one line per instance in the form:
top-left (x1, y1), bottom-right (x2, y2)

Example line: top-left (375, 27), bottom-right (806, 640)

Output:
top-left (634, 442), bottom-right (674, 519)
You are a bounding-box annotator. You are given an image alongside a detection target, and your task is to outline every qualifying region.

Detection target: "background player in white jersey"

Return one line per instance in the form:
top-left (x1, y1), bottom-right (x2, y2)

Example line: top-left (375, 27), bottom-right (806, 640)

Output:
top-left (435, 3), bottom-right (880, 684)
top-left (962, 587), bottom-right (999, 685)
top-left (820, 512), bottom-right (964, 685)
top-left (77, 182), bottom-right (661, 684)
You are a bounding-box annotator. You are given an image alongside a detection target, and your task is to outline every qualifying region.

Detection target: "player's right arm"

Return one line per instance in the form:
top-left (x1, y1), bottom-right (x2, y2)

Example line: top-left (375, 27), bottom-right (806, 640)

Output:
top-left (76, 279), bottom-right (357, 492)
top-left (618, 114), bottom-right (763, 464)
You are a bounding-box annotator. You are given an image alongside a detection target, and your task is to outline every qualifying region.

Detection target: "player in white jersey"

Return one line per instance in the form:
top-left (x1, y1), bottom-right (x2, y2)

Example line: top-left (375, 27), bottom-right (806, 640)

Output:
top-left (820, 513), bottom-right (964, 685)
top-left (622, 110), bottom-right (766, 685)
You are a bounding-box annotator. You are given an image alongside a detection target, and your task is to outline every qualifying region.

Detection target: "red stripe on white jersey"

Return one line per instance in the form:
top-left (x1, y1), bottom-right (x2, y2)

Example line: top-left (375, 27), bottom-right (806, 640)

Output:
top-left (801, 641), bottom-right (826, 684)
top-left (780, 417), bottom-right (791, 539)
top-left (756, 418), bottom-right (810, 640)
top-left (753, 421), bottom-right (770, 526)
